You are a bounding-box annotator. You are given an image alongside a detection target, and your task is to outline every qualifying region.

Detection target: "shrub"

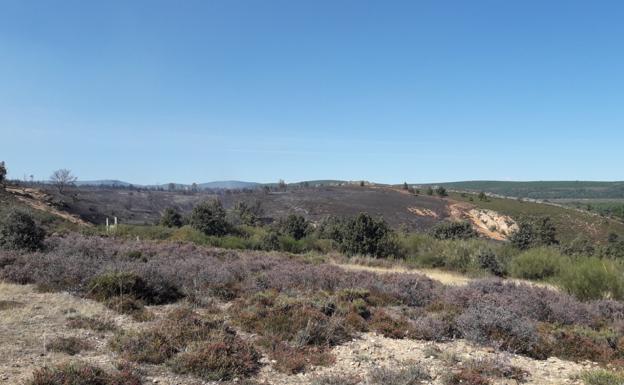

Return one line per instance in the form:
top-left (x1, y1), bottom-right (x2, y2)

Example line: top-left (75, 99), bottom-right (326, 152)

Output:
top-left (581, 370), bottom-right (624, 385)
top-left (339, 213), bottom-right (401, 258)
top-left (231, 292), bottom-right (352, 347)
top-left (46, 336), bottom-right (92, 356)
top-left (160, 207), bottom-right (183, 228)
top-left (66, 316), bottom-right (117, 332)
top-left (28, 362), bottom-right (142, 385)
top-left (430, 221), bottom-right (477, 240)
top-left (110, 307), bottom-right (223, 364)
top-left (558, 258), bottom-right (624, 301)
top-left (279, 214), bottom-right (310, 240)
top-left (0, 209), bottom-right (45, 251)
top-left (368, 365), bottom-right (431, 385)
top-left (190, 200), bottom-right (230, 236)
top-left (455, 302), bottom-right (542, 357)
top-left (369, 310), bottom-right (415, 339)
top-left (312, 373), bottom-right (361, 385)
top-left (510, 247), bottom-right (565, 280)
top-left (510, 217), bottom-right (558, 250)
top-left (105, 296), bottom-right (154, 321)
top-left (477, 249), bottom-right (505, 276)
top-left (264, 340), bottom-right (335, 374)
top-left (88, 271), bottom-right (182, 305)
top-left (232, 201), bottom-right (264, 226)
top-left (168, 336), bottom-right (261, 381)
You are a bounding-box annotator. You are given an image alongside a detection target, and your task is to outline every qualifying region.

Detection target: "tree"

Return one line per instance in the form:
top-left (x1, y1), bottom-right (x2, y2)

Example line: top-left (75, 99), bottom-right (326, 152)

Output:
top-left (426, 187), bottom-right (434, 196)
top-left (509, 216), bottom-right (558, 250)
top-left (403, 182), bottom-right (409, 190)
top-left (435, 186), bottom-right (448, 197)
top-left (168, 183), bottom-right (176, 191)
top-left (478, 191), bottom-right (488, 201)
top-left (190, 200), bottom-right (230, 236)
top-left (279, 214), bottom-right (310, 240)
top-left (50, 169), bottom-right (77, 194)
top-left (278, 179), bottom-right (287, 190)
top-left (233, 201), bottom-right (264, 226)
top-left (160, 207), bottom-right (183, 228)
top-left (359, 181), bottom-right (365, 187)
top-left (0, 161), bottom-right (6, 188)
top-left (0, 209), bottom-right (45, 251)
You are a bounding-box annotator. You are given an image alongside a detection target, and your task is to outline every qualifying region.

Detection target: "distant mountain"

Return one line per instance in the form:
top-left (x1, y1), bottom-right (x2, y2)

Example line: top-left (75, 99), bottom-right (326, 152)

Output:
top-left (198, 181), bottom-right (261, 189)
top-left (73, 180), bottom-right (261, 190)
top-left (75, 180), bottom-right (133, 187)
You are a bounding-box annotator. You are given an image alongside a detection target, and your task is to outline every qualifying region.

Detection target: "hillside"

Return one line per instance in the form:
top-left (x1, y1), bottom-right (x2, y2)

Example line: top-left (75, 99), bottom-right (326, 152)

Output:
top-left (435, 180), bottom-right (624, 199)
top-left (14, 184), bottom-right (619, 243)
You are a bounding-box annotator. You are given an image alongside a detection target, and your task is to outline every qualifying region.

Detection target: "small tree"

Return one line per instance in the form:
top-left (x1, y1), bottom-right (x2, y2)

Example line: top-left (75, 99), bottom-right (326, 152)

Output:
top-left (359, 181), bottom-right (365, 187)
top-left (509, 216), bottom-right (558, 250)
top-left (435, 186), bottom-right (448, 197)
top-left (339, 213), bottom-right (400, 258)
top-left (50, 169), bottom-right (77, 194)
top-left (426, 187), bottom-right (434, 196)
top-left (233, 201), bottom-right (264, 226)
top-left (0, 209), bottom-right (45, 251)
top-left (0, 161), bottom-right (6, 187)
top-left (478, 191), bottom-right (488, 201)
top-left (160, 207), bottom-right (183, 228)
top-left (190, 200), bottom-right (230, 236)
top-left (403, 182), bottom-right (409, 190)
top-left (279, 214), bottom-right (310, 240)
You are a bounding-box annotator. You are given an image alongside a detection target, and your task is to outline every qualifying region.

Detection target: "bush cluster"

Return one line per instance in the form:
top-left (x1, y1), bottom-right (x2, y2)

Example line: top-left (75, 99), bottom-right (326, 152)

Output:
top-left (0, 209), bottom-right (45, 251)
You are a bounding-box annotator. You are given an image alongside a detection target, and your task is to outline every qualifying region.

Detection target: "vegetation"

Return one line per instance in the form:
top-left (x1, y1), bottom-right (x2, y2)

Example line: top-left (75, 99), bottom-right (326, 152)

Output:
top-left (0, 209), bottom-right (45, 251)
top-left (50, 168), bottom-right (77, 194)
top-left (160, 207), bottom-right (183, 228)
top-left (189, 200), bottom-right (230, 236)
top-left (430, 221), bottom-right (477, 240)
top-left (0, 161), bottom-right (6, 187)
top-left (28, 362), bottom-right (142, 385)
top-left (46, 336), bottom-right (92, 355)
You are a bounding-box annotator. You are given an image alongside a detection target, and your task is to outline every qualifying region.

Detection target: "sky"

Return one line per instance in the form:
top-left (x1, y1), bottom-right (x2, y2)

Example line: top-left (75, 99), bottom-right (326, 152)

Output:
top-left (1, 0), bottom-right (623, 184)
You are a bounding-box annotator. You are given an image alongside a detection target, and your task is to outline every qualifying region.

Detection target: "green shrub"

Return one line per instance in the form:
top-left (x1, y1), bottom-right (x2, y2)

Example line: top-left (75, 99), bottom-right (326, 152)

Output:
top-left (279, 214), bottom-right (310, 240)
top-left (160, 207), bottom-right (183, 228)
top-left (88, 271), bottom-right (182, 305)
top-left (190, 200), bottom-right (231, 236)
top-left (581, 370), bottom-right (624, 385)
top-left (510, 217), bottom-right (558, 250)
top-left (510, 247), bottom-right (565, 280)
top-left (430, 221), bottom-right (477, 240)
top-left (339, 213), bottom-right (401, 258)
top-left (232, 201), bottom-right (264, 226)
top-left (88, 272), bottom-right (150, 302)
top-left (0, 209), bottom-right (45, 251)
top-left (558, 258), bottom-right (624, 301)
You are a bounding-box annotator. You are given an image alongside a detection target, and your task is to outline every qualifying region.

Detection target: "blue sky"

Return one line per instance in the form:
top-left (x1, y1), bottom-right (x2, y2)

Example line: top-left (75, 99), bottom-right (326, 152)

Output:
top-left (1, 0), bottom-right (623, 184)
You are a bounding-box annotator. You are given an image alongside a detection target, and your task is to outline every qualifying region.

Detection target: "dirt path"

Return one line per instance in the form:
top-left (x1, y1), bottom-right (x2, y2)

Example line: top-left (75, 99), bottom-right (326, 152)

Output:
top-left (335, 262), bottom-right (473, 285)
top-left (334, 262), bottom-right (559, 291)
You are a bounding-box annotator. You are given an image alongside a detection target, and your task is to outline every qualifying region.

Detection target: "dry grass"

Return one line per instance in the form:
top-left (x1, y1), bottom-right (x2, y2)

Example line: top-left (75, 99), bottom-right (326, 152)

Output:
top-left (0, 281), bottom-right (121, 384)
